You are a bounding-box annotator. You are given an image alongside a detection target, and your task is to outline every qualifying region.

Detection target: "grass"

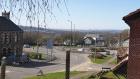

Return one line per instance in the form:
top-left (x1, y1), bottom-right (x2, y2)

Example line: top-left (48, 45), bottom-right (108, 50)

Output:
top-left (109, 58), bottom-right (117, 65)
top-left (89, 55), bottom-right (112, 64)
top-left (24, 71), bottom-right (84, 79)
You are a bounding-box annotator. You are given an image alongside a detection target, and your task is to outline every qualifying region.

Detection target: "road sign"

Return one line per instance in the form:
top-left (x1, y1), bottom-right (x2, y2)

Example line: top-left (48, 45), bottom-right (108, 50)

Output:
top-left (47, 39), bottom-right (53, 49)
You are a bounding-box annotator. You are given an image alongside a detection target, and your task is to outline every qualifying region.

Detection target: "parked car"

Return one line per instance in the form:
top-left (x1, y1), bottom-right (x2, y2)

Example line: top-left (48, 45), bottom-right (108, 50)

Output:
top-left (23, 44), bottom-right (30, 48)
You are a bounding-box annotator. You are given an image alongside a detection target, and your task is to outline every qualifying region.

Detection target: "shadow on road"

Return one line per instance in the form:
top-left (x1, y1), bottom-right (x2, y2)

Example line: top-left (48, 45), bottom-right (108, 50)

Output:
top-left (11, 60), bottom-right (59, 68)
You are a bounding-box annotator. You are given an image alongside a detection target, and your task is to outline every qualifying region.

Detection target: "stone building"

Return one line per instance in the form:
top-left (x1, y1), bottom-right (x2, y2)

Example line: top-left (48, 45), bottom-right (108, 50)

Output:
top-left (0, 11), bottom-right (23, 62)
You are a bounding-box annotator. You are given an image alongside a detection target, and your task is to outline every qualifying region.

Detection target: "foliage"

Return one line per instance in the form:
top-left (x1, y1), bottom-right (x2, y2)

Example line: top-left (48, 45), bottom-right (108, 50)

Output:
top-left (0, 0), bottom-right (69, 27)
top-left (23, 32), bottom-right (48, 45)
top-left (28, 52), bottom-right (45, 60)
top-left (89, 55), bottom-right (112, 64)
top-left (103, 29), bottom-right (129, 48)
top-left (120, 29), bottom-right (129, 41)
top-left (53, 32), bottom-right (84, 45)
top-left (90, 47), bottom-right (106, 52)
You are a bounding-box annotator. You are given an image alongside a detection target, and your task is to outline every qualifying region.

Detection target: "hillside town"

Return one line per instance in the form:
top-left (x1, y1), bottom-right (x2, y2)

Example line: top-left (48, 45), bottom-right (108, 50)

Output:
top-left (0, 0), bottom-right (140, 79)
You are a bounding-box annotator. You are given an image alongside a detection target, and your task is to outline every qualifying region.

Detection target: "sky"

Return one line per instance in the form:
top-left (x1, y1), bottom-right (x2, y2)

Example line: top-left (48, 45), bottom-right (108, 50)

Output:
top-left (46, 0), bottom-right (140, 30)
top-left (1, 0), bottom-right (140, 30)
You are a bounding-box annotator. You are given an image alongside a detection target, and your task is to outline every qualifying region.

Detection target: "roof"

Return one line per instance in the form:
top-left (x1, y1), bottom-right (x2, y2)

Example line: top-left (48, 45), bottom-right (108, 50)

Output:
top-left (84, 34), bottom-right (103, 40)
top-left (0, 16), bottom-right (23, 32)
top-left (84, 34), bottom-right (100, 38)
top-left (123, 9), bottom-right (140, 25)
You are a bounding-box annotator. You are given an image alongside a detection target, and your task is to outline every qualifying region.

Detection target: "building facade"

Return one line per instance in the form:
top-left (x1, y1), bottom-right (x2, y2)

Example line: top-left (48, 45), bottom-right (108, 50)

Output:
top-left (0, 11), bottom-right (23, 61)
top-left (83, 34), bottom-right (105, 46)
top-left (123, 9), bottom-right (140, 79)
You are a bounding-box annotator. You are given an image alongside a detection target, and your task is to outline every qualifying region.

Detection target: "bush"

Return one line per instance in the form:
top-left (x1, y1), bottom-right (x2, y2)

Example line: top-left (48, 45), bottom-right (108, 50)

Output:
top-left (90, 53), bottom-right (106, 59)
top-left (90, 47), bottom-right (106, 52)
top-left (28, 52), bottom-right (43, 60)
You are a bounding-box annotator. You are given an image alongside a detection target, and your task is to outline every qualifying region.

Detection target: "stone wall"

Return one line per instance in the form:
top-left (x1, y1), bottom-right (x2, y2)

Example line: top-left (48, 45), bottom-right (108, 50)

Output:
top-left (0, 31), bottom-right (23, 60)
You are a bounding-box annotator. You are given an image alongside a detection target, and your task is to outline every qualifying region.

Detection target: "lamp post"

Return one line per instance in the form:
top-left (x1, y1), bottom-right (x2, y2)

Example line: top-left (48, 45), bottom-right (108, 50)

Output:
top-left (94, 37), bottom-right (97, 62)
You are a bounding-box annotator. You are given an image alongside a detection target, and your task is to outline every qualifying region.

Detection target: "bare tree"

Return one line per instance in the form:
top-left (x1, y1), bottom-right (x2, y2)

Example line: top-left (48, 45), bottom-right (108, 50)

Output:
top-left (0, 0), bottom-right (69, 27)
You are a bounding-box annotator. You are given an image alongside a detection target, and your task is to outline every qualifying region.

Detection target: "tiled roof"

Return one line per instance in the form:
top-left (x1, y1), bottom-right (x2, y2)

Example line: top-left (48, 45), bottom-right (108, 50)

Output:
top-left (0, 16), bottom-right (23, 32)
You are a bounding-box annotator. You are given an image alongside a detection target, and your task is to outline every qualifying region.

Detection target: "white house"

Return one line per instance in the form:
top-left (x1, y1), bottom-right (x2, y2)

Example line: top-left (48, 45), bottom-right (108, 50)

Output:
top-left (83, 34), bottom-right (105, 46)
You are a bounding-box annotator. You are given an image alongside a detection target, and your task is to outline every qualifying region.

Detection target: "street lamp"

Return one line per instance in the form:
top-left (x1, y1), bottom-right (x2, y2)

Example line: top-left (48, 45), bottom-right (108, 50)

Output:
top-left (93, 37), bottom-right (97, 62)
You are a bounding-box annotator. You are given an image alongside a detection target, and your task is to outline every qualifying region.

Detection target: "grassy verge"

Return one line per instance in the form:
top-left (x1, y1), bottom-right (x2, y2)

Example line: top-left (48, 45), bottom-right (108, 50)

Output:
top-left (109, 58), bottom-right (117, 65)
top-left (89, 55), bottom-right (112, 64)
top-left (24, 71), bottom-right (85, 79)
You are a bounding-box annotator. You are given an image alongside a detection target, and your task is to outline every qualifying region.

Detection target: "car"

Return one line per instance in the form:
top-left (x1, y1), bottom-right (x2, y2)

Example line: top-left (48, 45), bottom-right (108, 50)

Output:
top-left (23, 44), bottom-right (30, 48)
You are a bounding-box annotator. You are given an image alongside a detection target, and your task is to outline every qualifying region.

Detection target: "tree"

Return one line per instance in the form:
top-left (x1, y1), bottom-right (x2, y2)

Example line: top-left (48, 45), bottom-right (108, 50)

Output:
top-left (120, 29), bottom-right (129, 40)
top-left (53, 31), bottom-right (84, 45)
top-left (0, 0), bottom-right (69, 27)
top-left (23, 32), bottom-right (48, 45)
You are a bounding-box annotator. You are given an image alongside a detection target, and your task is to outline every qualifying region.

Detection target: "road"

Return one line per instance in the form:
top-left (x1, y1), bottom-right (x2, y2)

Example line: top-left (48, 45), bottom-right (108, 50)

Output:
top-left (2, 46), bottom-right (95, 79)
top-left (1, 47), bottom-right (116, 79)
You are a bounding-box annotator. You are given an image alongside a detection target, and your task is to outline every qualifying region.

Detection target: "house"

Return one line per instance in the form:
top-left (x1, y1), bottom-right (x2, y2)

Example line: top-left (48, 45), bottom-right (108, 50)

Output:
top-left (123, 8), bottom-right (140, 79)
top-left (0, 11), bottom-right (23, 62)
top-left (117, 39), bottom-right (129, 62)
top-left (83, 34), bottom-right (105, 46)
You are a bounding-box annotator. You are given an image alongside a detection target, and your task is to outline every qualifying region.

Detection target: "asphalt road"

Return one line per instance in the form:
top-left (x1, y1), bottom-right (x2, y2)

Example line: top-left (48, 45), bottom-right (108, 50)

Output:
top-left (2, 46), bottom-right (90, 79)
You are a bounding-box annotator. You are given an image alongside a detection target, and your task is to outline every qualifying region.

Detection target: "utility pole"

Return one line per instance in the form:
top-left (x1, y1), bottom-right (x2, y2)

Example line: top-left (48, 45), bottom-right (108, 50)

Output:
top-left (36, 20), bottom-right (40, 59)
top-left (67, 20), bottom-right (73, 50)
top-left (73, 24), bottom-right (75, 46)
top-left (1, 57), bottom-right (6, 79)
top-left (93, 31), bottom-right (97, 62)
top-left (65, 50), bottom-right (70, 79)
top-left (65, 20), bottom-right (72, 79)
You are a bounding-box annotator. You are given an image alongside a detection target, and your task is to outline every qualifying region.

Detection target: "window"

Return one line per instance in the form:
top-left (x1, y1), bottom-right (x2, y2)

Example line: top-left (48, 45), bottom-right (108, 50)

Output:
top-left (2, 33), bottom-right (5, 44)
top-left (15, 33), bottom-right (17, 42)
top-left (5, 33), bottom-right (9, 44)
top-left (2, 33), bottom-right (9, 44)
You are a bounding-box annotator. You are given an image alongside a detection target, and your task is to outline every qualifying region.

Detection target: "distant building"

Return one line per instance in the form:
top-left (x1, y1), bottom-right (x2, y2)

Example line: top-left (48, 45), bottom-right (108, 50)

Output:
top-left (117, 38), bottom-right (129, 63)
top-left (83, 34), bottom-right (105, 46)
top-left (122, 39), bottom-right (129, 48)
top-left (0, 11), bottom-right (23, 62)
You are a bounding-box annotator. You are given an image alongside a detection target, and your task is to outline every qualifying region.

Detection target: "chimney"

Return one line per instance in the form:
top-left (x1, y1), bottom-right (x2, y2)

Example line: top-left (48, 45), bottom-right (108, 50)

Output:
top-left (2, 11), bottom-right (10, 19)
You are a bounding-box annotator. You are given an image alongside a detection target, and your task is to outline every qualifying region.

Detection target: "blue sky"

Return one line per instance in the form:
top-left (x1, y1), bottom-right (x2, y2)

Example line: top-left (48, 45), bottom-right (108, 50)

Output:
top-left (2, 0), bottom-right (140, 30)
top-left (47, 0), bottom-right (140, 30)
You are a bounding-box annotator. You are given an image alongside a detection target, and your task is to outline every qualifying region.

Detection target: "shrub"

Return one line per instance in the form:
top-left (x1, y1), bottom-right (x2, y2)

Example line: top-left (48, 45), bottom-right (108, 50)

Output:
top-left (90, 53), bottom-right (106, 59)
top-left (90, 47), bottom-right (106, 52)
top-left (28, 52), bottom-right (43, 59)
